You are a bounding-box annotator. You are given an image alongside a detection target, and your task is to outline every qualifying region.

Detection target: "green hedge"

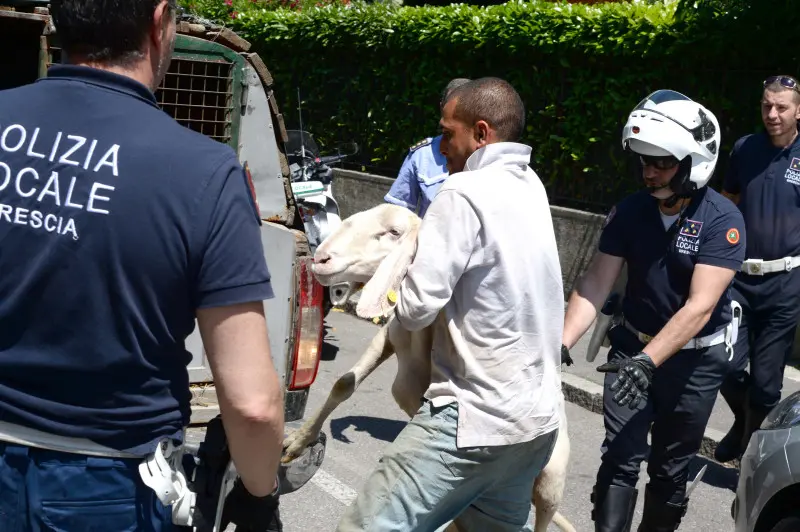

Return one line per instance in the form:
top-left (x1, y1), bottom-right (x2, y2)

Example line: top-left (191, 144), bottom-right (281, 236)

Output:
top-left (186, 0), bottom-right (800, 212)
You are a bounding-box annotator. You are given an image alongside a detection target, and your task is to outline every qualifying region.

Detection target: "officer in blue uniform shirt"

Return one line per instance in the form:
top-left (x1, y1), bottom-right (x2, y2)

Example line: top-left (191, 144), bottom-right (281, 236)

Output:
top-left (561, 91), bottom-right (746, 531)
top-left (715, 74), bottom-right (800, 463)
top-left (0, 0), bottom-right (284, 529)
top-left (384, 78), bottom-right (470, 217)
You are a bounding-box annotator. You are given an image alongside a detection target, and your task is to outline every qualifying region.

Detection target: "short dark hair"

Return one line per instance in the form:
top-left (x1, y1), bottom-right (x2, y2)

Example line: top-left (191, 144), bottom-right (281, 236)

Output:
top-left (444, 77), bottom-right (526, 142)
top-left (51, 0), bottom-right (176, 66)
top-left (440, 78), bottom-right (471, 108)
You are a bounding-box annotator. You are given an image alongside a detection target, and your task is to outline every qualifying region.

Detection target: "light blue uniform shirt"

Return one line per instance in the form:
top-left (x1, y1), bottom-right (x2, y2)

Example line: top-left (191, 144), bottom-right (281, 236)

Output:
top-left (385, 135), bottom-right (450, 217)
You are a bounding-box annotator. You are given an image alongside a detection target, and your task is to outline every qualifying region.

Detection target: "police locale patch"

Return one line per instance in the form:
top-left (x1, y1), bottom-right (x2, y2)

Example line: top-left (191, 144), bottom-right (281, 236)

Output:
top-left (726, 228), bottom-right (740, 244)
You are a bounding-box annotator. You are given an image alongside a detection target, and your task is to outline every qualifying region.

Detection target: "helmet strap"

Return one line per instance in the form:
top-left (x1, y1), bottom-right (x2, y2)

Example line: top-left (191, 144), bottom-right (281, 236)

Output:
top-left (663, 192), bottom-right (692, 209)
top-left (668, 156), bottom-right (695, 197)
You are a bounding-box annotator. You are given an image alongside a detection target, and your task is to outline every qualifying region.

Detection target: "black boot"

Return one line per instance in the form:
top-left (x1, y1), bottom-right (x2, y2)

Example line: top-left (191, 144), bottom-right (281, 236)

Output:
top-left (714, 380), bottom-right (748, 463)
top-left (739, 403), bottom-right (772, 455)
top-left (591, 484), bottom-right (638, 532)
top-left (636, 487), bottom-right (688, 532)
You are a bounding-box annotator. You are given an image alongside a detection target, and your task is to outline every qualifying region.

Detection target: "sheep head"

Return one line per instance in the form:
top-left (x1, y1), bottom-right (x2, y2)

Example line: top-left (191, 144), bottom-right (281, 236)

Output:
top-left (312, 204), bottom-right (421, 319)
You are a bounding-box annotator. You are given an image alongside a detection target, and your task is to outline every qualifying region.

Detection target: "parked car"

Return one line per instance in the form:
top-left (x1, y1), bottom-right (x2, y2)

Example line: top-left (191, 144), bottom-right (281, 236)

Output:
top-left (732, 389), bottom-right (800, 532)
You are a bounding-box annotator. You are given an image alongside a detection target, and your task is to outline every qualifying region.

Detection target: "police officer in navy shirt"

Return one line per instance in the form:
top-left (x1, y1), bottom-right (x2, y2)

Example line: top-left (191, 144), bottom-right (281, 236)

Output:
top-left (561, 91), bottom-right (746, 531)
top-left (715, 75), bottom-right (800, 463)
top-left (0, 0), bottom-right (284, 529)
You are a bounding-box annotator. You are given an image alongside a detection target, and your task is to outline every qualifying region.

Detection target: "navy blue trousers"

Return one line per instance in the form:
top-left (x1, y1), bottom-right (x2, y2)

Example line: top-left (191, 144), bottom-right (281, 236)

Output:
top-left (596, 325), bottom-right (729, 505)
top-left (0, 441), bottom-right (173, 531)
top-left (725, 269), bottom-right (800, 409)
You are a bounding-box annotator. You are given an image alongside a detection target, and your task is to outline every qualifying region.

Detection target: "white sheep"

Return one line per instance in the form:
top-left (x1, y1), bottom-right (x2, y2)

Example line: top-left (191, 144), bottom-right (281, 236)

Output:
top-left (282, 203), bottom-right (575, 532)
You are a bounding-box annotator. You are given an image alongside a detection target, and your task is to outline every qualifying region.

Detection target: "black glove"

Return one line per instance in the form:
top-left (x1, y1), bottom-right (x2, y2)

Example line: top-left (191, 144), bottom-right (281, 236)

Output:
top-left (561, 344), bottom-right (574, 366)
top-left (220, 478), bottom-right (283, 532)
top-left (596, 352), bottom-right (656, 409)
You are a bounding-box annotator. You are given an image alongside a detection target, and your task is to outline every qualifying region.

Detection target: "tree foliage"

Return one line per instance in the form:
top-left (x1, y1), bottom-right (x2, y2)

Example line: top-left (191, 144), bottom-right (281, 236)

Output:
top-left (187, 0), bottom-right (799, 212)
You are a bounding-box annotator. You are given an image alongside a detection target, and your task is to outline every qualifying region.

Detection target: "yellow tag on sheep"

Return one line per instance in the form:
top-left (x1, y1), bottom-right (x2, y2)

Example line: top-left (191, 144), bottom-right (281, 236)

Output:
top-left (373, 317), bottom-right (381, 324)
top-left (387, 290), bottom-right (397, 304)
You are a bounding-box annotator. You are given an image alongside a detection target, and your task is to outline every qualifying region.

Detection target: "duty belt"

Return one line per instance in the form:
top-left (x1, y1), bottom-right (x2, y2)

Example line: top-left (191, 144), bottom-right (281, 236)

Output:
top-left (622, 319), bottom-right (727, 350)
top-left (741, 256), bottom-right (800, 276)
top-left (621, 300), bottom-right (741, 361)
top-left (0, 420), bottom-right (142, 458)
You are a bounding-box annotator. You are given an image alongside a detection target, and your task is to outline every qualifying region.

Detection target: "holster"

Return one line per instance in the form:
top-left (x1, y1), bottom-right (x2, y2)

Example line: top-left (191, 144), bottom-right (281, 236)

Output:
top-left (176, 415), bottom-right (235, 531)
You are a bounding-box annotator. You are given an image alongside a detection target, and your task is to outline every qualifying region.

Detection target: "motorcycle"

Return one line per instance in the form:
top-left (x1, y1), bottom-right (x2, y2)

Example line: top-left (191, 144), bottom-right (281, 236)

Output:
top-left (286, 129), bottom-right (359, 315)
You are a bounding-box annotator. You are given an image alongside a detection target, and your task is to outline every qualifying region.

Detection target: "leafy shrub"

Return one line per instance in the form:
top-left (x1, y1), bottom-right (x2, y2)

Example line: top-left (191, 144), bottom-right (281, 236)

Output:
top-left (186, 0), bottom-right (800, 212)
top-left (180, 0), bottom-right (349, 16)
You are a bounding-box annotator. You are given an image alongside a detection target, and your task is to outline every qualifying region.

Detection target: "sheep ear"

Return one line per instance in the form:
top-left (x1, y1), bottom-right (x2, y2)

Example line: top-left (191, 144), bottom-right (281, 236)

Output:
top-left (356, 226), bottom-right (419, 320)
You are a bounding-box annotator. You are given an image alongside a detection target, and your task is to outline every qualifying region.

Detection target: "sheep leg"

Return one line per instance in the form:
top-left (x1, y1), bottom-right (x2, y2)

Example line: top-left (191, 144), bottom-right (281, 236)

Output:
top-left (387, 317), bottom-right (434, 418)
top-left (532, 396), bottom-right (575, 532)
top-left (282, 322), bottom-right (395, 462)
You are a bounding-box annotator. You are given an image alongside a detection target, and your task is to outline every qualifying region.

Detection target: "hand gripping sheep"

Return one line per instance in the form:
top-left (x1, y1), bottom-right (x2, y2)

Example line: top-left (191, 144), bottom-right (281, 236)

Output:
top-left (281, 204), bottom-right (576, 532)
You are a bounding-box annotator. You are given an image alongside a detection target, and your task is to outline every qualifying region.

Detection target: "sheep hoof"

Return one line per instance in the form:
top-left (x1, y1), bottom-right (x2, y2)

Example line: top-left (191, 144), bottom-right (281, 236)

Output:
top-left (282, 429), bottom-right (317, 463)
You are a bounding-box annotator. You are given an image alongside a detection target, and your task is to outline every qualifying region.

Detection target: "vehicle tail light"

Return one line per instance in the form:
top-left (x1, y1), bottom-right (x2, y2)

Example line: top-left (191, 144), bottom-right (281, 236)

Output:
top-left (289, 257), bottom-right (324, 390)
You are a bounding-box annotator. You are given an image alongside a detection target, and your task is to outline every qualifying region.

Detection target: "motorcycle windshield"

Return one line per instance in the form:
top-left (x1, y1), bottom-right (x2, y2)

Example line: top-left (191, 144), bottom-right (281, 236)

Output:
top-left (286, 130), bottom-right (321, 162)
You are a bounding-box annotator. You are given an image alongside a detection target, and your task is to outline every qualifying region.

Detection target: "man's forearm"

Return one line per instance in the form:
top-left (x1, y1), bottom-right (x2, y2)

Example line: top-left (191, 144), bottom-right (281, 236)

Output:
top-left (562, 289), bottom-right (601, 349)
top-left (641, 302), bottom-right (713, 367)
top-left (396, 189), bottom-right (478, 332)
top-left (221, 380), bottom-right (285, 497)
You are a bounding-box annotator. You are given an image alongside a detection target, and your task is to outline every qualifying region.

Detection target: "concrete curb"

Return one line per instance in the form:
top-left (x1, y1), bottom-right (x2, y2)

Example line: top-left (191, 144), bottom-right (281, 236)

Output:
top-left (333, 304), bottom-right (737, 468)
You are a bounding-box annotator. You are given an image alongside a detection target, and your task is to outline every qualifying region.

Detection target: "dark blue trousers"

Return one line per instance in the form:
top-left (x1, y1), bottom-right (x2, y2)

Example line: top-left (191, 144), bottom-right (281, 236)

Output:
top-left (596, 325), bottom-right (729, 505)
top-left (725, 269), bottom-right (800, 409)
top-left (0, 441), bottom-right (173, 531)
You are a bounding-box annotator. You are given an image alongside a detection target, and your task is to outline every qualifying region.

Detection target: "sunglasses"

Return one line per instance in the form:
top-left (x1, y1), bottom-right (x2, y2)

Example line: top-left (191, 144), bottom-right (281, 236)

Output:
top-left (639, 154), bottom-right (679, 170)
top-left (764, 75), bottom-right (800, 93)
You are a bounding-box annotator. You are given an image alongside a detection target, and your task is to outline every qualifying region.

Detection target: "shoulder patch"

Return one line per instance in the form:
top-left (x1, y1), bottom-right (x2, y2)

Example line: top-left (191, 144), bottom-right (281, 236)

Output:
top-left (409, 137), bottom-right (433, 153)
top-left (726, 228), bottom-right (740, 245)
top-left (242, 162), bottom-right (262, 226)
top-left (602, 206), bottom-right (616, 229)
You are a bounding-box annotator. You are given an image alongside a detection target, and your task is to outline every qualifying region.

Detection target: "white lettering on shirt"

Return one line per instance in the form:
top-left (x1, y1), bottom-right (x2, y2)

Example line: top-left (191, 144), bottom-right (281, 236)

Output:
top-left (0, 161), bottom-right (10, 190)
top-left (1, 124), bottom-right (26, 152)
top-left (675, 234), bottom-right (699, 256)
top-left (0, 203), bottom-right (78, 240)
top-left (15, 167), bottom-right (38, 198)
top-left (93, 144), bottom-right (120, 177)
top-left (58, 135), bottom-right (85, 167)
top-left (48, 132), bottom-right (62, 162)
top-left (87, 182), bottom-right (114, 215)
top-left (26, 128), bottom-right (46, 159)
top-left (785, 168), bottom-right (800, 185)
top-left (0, 123), bottom-right (122, 241)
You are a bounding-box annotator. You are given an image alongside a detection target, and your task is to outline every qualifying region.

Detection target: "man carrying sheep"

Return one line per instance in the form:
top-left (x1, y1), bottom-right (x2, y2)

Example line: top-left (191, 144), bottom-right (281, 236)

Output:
top-left (336, 77), bottom-right (565, 532)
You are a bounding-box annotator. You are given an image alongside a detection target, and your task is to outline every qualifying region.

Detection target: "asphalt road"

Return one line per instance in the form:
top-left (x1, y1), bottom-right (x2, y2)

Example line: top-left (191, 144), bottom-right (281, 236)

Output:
top-left (279, 310), bottom-right (740, 531)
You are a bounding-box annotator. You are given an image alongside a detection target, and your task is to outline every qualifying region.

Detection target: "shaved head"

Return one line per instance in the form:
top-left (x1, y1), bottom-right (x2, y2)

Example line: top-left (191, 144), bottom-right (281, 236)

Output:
top-left (442, 77), bottom-right (525, 142)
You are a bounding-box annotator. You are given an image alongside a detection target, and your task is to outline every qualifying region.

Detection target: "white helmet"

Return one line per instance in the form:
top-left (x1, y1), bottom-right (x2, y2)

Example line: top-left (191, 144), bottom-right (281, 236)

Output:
top-left (622, 89), bottom-right (721, 194)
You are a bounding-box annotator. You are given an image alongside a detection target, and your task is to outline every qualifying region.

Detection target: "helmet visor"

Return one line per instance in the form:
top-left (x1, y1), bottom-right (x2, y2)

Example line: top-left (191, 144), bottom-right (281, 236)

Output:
top-left (639, 154), bottom-right (680, 170)
top-left (634, 89), bottom-right (692, 111)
